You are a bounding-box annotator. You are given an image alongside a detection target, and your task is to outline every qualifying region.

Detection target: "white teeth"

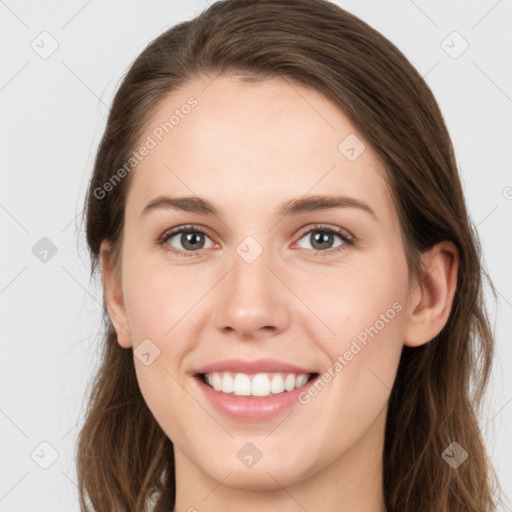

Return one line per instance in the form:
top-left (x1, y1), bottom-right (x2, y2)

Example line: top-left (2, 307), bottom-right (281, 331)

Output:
top-left (221, 373), bottom-right (234, 394)
top-left (251, 373), bottom-right (271, 397)
top-left (203, 371), bottom-right (312, 397)
top-left (233, 373), bottom-right (251, 396)
top-left (284, 374), bottom-right (296, 391)
top-left (296, 374), bottom-right (309, 387)
top-left (212, 372), bottom-right (222, 391)
top-left (270, 374), bottom-right (285, 394)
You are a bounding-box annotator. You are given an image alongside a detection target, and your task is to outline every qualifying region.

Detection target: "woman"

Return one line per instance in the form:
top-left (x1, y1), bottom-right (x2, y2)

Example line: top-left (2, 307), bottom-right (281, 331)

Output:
top-left (77, 0), bottom-right (500, 510)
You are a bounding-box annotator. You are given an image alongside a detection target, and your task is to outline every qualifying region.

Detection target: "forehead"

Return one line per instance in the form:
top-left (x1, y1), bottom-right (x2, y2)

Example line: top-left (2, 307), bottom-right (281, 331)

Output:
top-left (125, 74), bottom-right (397, 227)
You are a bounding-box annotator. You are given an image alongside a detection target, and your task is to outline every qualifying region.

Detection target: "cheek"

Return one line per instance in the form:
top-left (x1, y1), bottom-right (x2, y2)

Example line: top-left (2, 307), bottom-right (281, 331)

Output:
top-left (331, 277), bottom-right (406, 356)
top-left (329, 301), bottom-right (405, 404)
top-left (309, 250), bottom-right (407, 409)
top-left (121, 262), bottom-right (202, 431)
top-left (122, 253), bottom-right (202, 341)
top-left (308, 254), bottom-right (407, 350)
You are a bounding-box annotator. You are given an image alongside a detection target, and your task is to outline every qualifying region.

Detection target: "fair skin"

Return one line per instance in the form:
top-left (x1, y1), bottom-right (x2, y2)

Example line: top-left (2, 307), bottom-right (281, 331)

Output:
top-left (100, 74), bottom-right (458, 512)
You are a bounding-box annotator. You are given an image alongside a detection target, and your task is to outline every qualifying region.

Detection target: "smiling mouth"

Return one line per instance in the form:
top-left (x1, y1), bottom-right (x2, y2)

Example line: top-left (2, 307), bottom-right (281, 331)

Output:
top-left (197, 371), bottom-right (319, 398)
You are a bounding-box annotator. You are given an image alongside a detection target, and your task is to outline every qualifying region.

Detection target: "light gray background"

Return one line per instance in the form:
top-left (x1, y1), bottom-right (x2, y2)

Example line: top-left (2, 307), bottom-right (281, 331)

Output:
top-left (1, 1), bottom-right (511, 510)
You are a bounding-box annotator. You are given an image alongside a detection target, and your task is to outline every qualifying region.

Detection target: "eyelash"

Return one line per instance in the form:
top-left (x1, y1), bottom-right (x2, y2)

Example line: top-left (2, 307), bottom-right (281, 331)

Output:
top-left (157, 223), bottom-right (355, 259)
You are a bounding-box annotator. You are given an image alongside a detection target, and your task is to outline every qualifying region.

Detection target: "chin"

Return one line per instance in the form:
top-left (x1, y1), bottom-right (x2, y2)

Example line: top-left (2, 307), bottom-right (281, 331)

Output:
top-left (195, 449), bottom-right (314, 492)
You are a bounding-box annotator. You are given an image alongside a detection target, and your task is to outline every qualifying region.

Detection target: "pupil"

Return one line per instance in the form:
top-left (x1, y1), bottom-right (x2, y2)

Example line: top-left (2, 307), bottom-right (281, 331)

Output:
top-left (312, 231), bottom-right (332, 250)
top-left (183, 232), bottom-right (203, 250)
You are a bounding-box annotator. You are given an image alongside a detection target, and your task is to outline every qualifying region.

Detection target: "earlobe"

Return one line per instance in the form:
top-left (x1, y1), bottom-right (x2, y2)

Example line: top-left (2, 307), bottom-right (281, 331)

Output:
top-left (99, 239), bottom-right (133, 349)
top-left (403, 241), bottom-right (459, 348)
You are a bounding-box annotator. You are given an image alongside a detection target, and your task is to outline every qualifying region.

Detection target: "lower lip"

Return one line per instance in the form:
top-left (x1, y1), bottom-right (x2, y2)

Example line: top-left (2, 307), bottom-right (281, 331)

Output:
top-left (194, 375), bottom-right (318, 421)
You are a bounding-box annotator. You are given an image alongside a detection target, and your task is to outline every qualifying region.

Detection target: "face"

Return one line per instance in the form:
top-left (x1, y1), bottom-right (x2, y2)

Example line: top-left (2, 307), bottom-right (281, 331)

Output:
top-left (104, 74), bottom-right (414, 492)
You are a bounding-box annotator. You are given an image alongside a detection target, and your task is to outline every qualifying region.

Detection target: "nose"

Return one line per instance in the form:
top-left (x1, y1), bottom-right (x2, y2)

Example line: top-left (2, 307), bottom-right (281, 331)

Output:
top-left (213, 243), bottom-right (291, 340)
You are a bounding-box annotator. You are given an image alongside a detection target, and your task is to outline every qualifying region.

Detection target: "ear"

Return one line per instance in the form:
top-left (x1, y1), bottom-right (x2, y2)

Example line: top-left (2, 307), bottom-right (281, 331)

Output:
top-left (99, 239), bottom-right (133, 348)
top-left (403, 241), bottom-right (459, 347)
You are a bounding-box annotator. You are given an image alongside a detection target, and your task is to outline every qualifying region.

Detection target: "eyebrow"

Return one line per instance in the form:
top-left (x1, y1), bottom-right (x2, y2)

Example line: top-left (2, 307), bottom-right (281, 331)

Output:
top-left (141, 194), bottom-right (377, 220)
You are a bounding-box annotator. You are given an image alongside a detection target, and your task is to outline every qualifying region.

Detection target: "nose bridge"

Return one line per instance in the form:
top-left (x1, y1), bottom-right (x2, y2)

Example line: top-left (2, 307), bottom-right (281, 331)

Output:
top-left (232, 235), bottom-right (273, 293)
top-left (213, 234), bottom-right (290, 337)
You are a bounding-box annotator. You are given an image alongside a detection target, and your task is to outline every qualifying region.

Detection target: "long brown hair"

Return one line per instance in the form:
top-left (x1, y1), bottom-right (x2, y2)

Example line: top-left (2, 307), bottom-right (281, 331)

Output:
top-left (77, 1), bottom-right (500, 510)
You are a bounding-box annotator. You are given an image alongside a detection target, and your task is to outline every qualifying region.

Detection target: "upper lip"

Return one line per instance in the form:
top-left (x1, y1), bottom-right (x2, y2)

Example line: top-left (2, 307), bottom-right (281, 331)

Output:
top-left (194, 358), bottom-right (317, 375)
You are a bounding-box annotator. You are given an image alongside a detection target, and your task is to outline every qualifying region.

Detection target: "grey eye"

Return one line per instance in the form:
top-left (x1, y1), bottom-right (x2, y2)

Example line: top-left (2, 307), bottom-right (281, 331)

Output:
top-left (296, 230), bottom-right (345, 251)
top-left (166, 230), bottom-right (215, 252)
